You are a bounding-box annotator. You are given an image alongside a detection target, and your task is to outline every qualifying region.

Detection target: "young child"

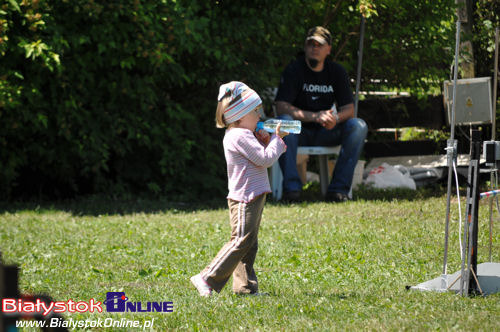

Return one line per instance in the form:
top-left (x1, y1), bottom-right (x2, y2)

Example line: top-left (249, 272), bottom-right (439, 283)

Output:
top-left (190, 81), bottom-right (287, 296)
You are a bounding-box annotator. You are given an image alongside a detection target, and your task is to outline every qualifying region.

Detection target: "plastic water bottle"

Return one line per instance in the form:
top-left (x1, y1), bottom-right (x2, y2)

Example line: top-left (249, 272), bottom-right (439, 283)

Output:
top-left (256, 119), bottom-right (302, 134)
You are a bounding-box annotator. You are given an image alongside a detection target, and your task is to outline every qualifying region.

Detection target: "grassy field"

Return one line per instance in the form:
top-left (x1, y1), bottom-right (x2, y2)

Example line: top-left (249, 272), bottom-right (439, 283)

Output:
top-left (1, 188), bottom-right (499, 331)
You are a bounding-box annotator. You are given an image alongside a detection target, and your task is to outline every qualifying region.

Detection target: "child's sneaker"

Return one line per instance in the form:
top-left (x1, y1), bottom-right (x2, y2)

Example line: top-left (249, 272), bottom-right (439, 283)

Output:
top-left (190, 274), bottom-right (213, 297)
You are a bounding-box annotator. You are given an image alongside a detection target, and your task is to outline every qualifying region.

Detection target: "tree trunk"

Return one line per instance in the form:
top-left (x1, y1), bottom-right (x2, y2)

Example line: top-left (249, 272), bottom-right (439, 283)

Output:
top-left (456, 0), bottom-right (475, 78)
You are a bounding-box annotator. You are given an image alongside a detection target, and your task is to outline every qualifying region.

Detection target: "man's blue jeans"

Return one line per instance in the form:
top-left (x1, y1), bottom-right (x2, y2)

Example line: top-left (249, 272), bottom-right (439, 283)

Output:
top-left (278, 114), bottom-right (368, 195)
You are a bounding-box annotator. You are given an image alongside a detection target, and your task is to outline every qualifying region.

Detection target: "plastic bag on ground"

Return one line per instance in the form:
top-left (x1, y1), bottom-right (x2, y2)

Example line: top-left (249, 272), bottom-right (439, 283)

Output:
top-left (364, 162), bottom-right (416, 190)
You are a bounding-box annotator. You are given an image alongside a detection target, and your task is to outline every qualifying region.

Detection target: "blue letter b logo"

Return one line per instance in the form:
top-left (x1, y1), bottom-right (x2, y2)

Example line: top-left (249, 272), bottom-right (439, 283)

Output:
top-left (105, 292), bottom-right (126, 312)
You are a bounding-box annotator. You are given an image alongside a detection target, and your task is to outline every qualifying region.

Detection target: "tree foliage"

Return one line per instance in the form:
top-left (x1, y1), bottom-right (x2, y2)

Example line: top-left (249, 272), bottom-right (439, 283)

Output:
top-left (1, 0), bottom-right (493, 200)
top-left (355, 0), bottom-right (457, 93)
top-left (473, 0), bottom-right (500, 79)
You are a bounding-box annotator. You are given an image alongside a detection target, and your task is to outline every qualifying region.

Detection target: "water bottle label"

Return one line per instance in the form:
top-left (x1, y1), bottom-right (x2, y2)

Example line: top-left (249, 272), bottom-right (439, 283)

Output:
top-left (255, 120), bottom-right (301, 134)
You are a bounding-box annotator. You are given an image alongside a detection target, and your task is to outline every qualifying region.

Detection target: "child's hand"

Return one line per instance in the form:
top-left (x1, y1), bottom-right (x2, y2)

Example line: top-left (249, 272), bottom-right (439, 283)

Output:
top-left (275, 122), bottom-right (289, 138)
top-left (255, 129), bottom-right (271, 146)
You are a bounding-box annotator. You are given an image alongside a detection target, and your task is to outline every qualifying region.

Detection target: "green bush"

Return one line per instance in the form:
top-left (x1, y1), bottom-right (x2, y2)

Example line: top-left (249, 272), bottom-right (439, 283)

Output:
top-left (0, 0), bottom-right (304, 199)
top-left (473, 0), bottom-right (500, 78)
top-left (1, 1), bottom-right (200, 199)
top-left (0, 0), bottom-right (463, 200)
top-left (473, 0), bottom-right (500, 129)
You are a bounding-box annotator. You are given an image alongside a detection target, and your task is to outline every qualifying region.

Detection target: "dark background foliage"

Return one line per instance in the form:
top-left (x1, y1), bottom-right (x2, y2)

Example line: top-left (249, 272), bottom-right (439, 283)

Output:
top-left (0, 0), bottom-right (497, 200)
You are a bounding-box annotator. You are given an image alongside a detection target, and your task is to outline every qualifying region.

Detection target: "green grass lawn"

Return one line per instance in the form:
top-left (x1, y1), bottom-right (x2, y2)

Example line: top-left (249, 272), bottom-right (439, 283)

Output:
top-left (1, 188), bottom-right (499, 331)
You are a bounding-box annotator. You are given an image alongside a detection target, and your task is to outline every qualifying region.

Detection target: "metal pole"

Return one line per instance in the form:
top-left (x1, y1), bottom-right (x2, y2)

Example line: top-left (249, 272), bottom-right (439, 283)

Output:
top-left (488, 171), bottom-right (494, 262)
top-left (354, 15), bottom-right (365, 118)
top-left (459, 152), bottom-right (471, 295)
top-left (460, 129), bottom-right (481, 296)
top-left (490, 27), bottom-right (499, 262)
top-left (489, 176), bottom-right (497, 262)
top-left (443, 20), bottom-right (461, 276)
top-left (467, 130), bottom-right (481, 295)
top-left (450, 20), bottom-right (460, 142)
top-left (492, 27), bottom-right (498, 140)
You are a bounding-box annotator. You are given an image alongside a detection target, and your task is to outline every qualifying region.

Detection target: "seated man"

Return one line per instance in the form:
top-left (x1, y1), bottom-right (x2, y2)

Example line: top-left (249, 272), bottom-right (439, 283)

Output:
top-left (275, 26), bottom-right (368, 202)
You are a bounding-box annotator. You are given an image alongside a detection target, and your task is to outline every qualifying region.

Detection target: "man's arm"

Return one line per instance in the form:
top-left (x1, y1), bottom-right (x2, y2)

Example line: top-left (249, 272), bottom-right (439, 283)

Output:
top-left (276, 101), bottom-right (354, 130)
top-left (336, 103), bottom-right (354, 123)
top-left (275, 101), bottom-right (320, 123)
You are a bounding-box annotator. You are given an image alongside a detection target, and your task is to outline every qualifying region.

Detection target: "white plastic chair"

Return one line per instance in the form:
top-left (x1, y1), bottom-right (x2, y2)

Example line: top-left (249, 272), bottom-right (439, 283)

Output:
top-left (270, 146), bottom-right (340, 200)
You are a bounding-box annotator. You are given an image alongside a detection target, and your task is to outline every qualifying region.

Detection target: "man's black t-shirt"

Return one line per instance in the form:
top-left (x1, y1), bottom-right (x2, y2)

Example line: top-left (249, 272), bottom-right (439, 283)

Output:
top-left (275, 56), bottom-right (353, 119)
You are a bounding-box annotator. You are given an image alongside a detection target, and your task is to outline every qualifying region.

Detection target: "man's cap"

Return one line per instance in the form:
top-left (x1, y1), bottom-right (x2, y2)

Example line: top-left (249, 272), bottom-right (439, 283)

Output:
top-left (306, 26), bottom-right (331, 45)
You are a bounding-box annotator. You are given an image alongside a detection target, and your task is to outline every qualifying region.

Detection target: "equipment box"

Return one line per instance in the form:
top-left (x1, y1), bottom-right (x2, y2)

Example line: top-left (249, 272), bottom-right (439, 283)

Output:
top-left (444, 77), bottom-right (492, 125)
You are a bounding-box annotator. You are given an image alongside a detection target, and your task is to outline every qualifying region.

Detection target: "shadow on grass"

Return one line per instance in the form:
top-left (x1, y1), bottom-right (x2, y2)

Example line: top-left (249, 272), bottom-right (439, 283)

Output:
top-left (0, 195), bottom-right (228, 216)
top-left (267, 181), bottom-right (448, 206)
top-left (353, 183), bottom-right (448, 201)
top-left (302, 290), bottom-right (360, 301)
top-left (0, 182), bottom-right (449, 216)
top-left (227, 289), bottom-right (359, 301)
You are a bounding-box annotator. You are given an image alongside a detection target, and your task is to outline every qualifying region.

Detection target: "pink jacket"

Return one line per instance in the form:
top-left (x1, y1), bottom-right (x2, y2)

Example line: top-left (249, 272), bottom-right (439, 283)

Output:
top-left (223, 128), bottom-right (286, 203)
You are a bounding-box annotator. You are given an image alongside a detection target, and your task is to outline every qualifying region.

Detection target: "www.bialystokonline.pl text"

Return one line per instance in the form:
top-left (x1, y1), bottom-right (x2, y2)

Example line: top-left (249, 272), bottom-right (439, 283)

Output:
top-left (15, 317), bottom-right (155, 330)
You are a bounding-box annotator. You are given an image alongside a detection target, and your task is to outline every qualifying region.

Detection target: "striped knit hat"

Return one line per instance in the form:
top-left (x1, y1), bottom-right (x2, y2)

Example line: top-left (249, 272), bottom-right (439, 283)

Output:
top-left (217, 81), bottom-right (262, 124)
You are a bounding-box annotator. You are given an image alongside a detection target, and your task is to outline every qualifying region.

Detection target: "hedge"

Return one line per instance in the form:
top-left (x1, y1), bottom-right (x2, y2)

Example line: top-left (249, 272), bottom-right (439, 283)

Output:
top-left (5, 0), bottom-right (495, 200)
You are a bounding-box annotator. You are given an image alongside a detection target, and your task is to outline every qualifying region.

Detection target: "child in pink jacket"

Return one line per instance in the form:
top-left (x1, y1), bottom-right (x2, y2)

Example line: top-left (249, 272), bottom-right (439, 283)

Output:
top-left (191, 81), bottom-right (287, 296)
